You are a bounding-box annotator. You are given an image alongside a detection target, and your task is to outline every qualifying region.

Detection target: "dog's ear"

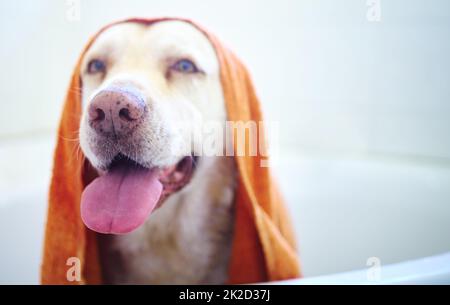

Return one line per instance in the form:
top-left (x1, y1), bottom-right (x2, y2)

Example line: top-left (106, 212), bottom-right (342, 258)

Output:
top-left (41, 43), bottom-right (102, 284)
top-left (206, 34), bottom-right (301, 283)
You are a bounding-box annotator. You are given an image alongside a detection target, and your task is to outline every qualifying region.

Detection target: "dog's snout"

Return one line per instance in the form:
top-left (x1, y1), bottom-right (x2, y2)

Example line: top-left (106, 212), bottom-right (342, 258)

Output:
top-left (88, 87), bottom-right (147, 137)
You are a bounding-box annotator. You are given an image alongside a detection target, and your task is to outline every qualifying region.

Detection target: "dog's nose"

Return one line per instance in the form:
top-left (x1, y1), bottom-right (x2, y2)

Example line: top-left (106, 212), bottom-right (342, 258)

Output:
top-left (88, 87), bottom-right (147, 137)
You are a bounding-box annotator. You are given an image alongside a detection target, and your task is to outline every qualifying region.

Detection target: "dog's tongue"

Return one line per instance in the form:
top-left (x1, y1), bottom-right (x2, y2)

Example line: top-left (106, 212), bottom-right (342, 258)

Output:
top-left (81, 164), bottom-right (162, 234)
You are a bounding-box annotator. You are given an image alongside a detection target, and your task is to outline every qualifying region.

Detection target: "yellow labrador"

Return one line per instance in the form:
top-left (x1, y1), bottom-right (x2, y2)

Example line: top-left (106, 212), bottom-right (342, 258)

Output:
top-left (79, 21), bottom-right (236, 284)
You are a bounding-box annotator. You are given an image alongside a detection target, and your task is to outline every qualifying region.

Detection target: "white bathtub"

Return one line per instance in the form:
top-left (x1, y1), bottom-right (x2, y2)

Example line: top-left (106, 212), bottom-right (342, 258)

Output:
top-left (274, 252), bottom-right (450, 284)
top-left (1, 136), bottom-right (449, 284)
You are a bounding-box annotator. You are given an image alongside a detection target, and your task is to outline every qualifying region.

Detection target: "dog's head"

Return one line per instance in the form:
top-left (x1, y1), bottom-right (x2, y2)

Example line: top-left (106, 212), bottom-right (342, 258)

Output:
top-left (78, 20), bottom-right (226, 234)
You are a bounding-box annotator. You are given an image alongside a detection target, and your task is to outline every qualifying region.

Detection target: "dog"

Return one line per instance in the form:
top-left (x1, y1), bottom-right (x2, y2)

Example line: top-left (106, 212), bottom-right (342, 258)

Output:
top-left (78, 20), bottom-right (237, 284)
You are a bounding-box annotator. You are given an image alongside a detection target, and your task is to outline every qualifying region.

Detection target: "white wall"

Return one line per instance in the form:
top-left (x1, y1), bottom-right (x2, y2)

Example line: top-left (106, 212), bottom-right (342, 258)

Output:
top-left (0, 0), bottom-right (449, 283)
top-left (1, 0), bottom-right (450, 158)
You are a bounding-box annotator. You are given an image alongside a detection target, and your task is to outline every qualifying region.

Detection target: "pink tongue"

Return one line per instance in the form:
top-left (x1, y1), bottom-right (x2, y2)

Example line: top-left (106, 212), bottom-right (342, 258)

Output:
top-left (81, 164), bottom-right (162, 234)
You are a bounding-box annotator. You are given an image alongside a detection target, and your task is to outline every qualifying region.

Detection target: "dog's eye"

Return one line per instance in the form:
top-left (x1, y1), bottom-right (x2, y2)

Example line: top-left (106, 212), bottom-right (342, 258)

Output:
top-left (87, 59), bottom-right (106, 74)
top-left (171, 59), bottom-right (199, 74)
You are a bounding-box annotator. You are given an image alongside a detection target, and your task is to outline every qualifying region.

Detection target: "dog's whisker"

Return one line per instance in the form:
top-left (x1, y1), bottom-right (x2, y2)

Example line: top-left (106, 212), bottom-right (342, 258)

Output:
top-left (62, 139), bottom-right (82, 167)
top-left (74, 143), bottom-right (82, 162)
top-left (60, 136), bottom-right (80, 142)
top-left (192, 156), bottom-right (199, 168)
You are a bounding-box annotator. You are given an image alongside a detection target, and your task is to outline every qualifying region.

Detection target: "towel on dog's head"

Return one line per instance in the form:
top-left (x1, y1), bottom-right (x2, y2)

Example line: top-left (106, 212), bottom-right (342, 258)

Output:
top-left (41, 18), bottom-right (301, 284)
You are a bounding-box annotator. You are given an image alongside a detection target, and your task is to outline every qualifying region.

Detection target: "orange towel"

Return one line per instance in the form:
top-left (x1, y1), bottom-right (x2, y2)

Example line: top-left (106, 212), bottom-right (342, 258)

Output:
top-left (41, 18), bottom-right (301, 284)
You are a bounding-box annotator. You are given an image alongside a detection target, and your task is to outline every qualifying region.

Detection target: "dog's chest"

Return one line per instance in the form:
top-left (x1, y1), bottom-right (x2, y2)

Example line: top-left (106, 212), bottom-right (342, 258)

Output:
top-left (98, 157), bottom-right (236, 284)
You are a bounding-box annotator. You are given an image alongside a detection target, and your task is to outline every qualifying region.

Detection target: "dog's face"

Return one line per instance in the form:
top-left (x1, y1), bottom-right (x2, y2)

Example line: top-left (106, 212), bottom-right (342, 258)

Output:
top-left (78, 21), bottom-right (226, 234)
top-left (80, 21), bottom-right (225, 169)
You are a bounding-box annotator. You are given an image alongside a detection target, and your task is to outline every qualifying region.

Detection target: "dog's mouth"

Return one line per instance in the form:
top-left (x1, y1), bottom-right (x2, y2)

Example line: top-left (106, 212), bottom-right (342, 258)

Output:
top-left (80, 153), bottom-right (197, 235)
